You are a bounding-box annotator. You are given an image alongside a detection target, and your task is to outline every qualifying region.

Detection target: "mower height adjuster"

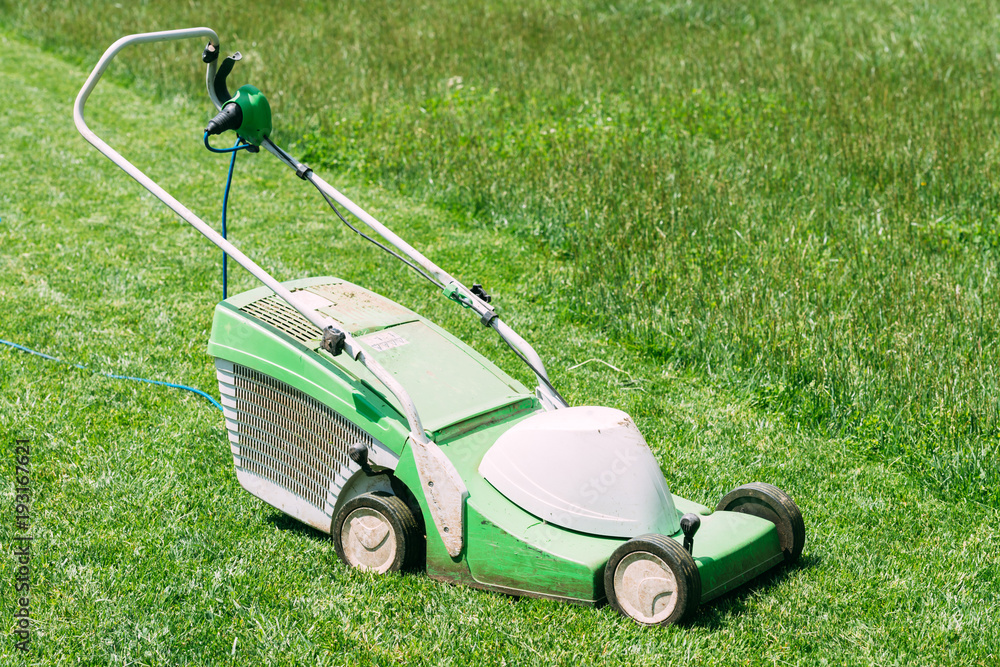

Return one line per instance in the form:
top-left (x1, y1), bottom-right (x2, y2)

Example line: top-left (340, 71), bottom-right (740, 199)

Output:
top-left (322, 326), bottom-right (347, 356)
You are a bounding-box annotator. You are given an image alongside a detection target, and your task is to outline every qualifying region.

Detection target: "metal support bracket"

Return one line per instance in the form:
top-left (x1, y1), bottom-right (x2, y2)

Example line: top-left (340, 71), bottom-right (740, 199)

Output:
top-left (408, 438), bottom-right (468, 558)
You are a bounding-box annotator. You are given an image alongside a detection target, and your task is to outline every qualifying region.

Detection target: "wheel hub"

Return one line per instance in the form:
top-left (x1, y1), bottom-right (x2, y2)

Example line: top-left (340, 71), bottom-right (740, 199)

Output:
top-left (613, 551), bottom-right (678, 624)
top-left (341, 507), bottom-right (397, 573)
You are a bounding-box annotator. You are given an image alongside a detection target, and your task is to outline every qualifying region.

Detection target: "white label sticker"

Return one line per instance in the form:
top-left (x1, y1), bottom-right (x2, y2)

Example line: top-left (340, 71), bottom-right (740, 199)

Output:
top-left (360, 330), bottom-right (409, 351)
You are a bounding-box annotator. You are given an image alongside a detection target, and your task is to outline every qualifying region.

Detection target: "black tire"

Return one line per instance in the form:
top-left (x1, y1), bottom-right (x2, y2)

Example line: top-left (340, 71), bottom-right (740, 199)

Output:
top-left (604, 533), bottom-right (701, 626)
top-left (333, 491), bottom-right (421, 573)
top-left (716, 482), bottom-right (805, 563)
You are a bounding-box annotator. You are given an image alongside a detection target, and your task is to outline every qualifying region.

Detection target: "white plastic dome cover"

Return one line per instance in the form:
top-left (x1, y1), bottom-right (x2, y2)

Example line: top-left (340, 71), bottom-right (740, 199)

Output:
top-left (478, 406), bottom-right (679, 538)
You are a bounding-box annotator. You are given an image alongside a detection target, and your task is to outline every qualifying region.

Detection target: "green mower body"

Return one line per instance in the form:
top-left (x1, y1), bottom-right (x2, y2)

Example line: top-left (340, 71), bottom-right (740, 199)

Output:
top-left (207, 277), bottom-right (798, 619)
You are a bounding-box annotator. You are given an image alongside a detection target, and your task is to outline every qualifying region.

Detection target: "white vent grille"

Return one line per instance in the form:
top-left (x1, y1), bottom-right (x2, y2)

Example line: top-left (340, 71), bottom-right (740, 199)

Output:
top-left (241, 295), bottom-right (322, 344)
top-left (216, 360), bottom-right (373, 514)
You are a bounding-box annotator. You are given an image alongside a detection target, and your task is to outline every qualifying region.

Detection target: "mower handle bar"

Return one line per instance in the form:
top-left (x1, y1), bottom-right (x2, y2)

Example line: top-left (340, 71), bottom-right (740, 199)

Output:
top-left (75, 28), bottom-right (563, 430)
top-left (72, 28), bottom-right (438, 444)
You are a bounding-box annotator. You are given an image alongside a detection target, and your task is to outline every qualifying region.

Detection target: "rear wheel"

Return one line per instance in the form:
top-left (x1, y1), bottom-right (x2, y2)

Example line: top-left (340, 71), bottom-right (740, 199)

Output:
top-left (716, 482), bottom-right (805, 563)
top-left (604, 534), bottom-right (701, 626)
top-left (333, 491), bottom-right (421, 573)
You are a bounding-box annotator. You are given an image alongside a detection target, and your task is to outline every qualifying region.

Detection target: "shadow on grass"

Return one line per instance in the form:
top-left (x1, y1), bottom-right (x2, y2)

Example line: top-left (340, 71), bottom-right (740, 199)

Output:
top-left (263, 510), bottom-right (430, 572)
top-left (265, 511), bottom-right (330, 540)
top-left (690, 553), bottom-right (820, 629)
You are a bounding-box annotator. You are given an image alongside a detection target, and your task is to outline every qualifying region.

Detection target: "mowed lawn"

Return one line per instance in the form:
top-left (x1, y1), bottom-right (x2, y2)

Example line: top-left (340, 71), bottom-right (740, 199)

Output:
top-left (1, 1), bottom-right (999, 665)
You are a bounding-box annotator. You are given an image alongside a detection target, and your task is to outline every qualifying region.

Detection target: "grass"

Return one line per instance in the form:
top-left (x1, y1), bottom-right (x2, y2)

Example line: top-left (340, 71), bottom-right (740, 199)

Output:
top-left (4, 0), bottom-right (998, 507)
top-left (0, 1), bottom-right (998, 664)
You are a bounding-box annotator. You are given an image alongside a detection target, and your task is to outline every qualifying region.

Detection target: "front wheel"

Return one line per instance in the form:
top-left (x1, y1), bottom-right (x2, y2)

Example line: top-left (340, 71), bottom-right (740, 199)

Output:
top-left (717, 482), bottom-right (805, 563)
top-left (333, 491), bottom-right (421, 573)
top-left (604, 533), bottom-right (701, 626)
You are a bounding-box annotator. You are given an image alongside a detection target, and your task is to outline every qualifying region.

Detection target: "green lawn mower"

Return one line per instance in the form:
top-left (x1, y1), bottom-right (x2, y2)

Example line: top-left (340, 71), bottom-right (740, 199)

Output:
top-left (75, 28), bottom-right (805, 626)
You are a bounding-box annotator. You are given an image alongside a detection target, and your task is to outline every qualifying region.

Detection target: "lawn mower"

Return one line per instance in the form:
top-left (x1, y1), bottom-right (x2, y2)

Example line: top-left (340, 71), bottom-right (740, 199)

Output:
top-left (74, 28), bottom-right (805, 626)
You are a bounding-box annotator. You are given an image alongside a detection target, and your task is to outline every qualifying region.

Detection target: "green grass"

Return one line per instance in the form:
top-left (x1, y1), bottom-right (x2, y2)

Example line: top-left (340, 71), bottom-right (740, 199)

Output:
top-left (0, 2), bottom-right (999, 664)
top-left (4, 0), bottom-right (997, 507)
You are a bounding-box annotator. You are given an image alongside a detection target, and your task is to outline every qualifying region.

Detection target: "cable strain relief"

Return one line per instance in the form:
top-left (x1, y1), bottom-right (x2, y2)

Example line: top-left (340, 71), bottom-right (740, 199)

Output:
top-left (205, 102), bottom-right (242, 136)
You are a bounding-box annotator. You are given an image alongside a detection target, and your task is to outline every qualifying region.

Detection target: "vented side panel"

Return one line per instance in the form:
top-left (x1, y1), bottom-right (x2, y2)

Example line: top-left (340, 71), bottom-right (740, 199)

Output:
top-left (240, 294), bottom-right (322, 344)
top-left (215, 359), bottom-right (379, 528)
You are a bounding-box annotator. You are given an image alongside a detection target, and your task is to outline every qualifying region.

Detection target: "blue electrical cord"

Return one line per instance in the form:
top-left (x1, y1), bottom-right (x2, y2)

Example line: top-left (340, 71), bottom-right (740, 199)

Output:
top-left (221, 139), bottom-right (239, 300)
top-left (0, 338), bottom-right (223, 412)
top-left (203, 132), bottom-right (253, 154)
top-left (204, 132), bottom-right (250, 300)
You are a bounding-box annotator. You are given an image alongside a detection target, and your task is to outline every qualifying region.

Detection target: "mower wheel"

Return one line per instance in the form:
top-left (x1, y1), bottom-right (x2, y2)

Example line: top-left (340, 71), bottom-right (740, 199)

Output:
top-left (716, 482), bottom-right (805, 563)
top-left (604, 533), bottom-right (701, 626)
top-left (333, 491), bottom-right (421, 573)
